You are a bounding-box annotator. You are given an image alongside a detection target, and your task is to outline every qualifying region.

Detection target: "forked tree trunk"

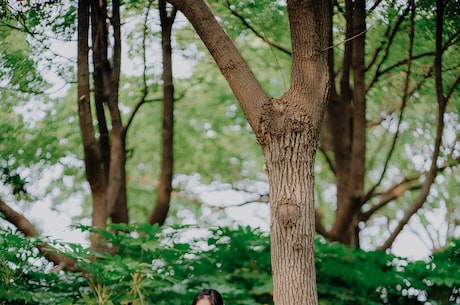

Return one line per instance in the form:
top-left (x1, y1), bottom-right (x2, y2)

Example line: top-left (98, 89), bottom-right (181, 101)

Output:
top-left (166, 0), bottom-right (330, 304)
top-left (77, 0), bottom-right (128, 250)
top-left (325, 0), bottom-right (367, 246)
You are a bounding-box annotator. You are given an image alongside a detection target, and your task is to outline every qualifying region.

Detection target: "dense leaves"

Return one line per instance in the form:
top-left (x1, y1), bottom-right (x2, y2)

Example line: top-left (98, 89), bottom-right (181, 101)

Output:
top-left (1, 225), bottom-right (459, 305)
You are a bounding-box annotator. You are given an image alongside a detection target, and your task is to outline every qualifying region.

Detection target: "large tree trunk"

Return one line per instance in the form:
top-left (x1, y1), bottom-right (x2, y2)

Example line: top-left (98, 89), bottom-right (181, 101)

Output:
top-left (260, 92), bottom-right (326, 305)
top-left (166, 0), bottom-right (330, 304)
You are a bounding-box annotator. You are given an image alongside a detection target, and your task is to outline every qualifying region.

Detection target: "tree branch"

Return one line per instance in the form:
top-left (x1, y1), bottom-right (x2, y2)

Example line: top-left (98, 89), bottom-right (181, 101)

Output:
top-left (166, 0), bottom-right (268, 132)
top-left (315, 210), bottom-right (329, 237)
top-left (124, 0), bottom-right (154, 133)
top-left (365, 1), bottom-right (416, 200)
top-left (367, 1), bottom-right (411, 89)
top-left (318, 146), bottom-right (336, 175)
top-left (361, 174), bottom-right (421, 221)
top-left (0, 197), bottom-right (77, 272)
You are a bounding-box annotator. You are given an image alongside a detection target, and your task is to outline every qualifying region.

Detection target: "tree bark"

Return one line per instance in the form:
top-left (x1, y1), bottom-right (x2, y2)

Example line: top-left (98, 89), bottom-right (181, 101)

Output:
top-left (166, 0), bottom-right (330, 304)
top-left (90, 0), bottom-right (125, 219)
top-left (166, 0), bottom-right (267, 130)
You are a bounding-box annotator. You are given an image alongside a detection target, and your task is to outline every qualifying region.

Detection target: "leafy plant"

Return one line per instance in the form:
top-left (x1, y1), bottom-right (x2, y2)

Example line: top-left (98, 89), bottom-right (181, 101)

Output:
top-left (0, 224), bottom-right (459, 304)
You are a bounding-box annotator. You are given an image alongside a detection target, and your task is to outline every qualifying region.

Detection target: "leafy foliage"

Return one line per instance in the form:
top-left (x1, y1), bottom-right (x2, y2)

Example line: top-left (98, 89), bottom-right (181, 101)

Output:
top-left (0, 228), bottom-right (81, 304)
top-left (1, 225), bottom-right (459, 305)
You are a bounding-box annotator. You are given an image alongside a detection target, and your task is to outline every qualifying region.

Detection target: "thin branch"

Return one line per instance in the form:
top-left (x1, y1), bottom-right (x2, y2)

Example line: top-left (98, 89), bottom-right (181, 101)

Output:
top-left (372, 52), bottom-right (435, 82)
top-left (365, 2), bottom-right (415, 200)
top-left (315, 210), bottom-right (329, 237)
top-left (406, 215), bottom-right (436, 252)
top-left (367, 1), bottom-right (411, 89)
top-left (124, 0), bottom-right (153, 133)
top-left (369, 0), bottom-right (385, 11)
top-left (443, 29), bottom-right (460, 49)
top-left (323, 26), bottom-right (372, 51)
top-left (366, 66), bottom-right (432, 128)
top-left (318, 146), bottom-right (336, 175)
top-left (446, 71), bottom-right (460, 100)
top-left (224, 0), bottom-right (291, 56)
top-left (361, 175), bottom-right (421, 221)
top-left (363, 150), bottom-right (459, 223)
top-left (380, 0), bottom-right (448, 250)
top-left (368, 29), bottom-right (458, 90)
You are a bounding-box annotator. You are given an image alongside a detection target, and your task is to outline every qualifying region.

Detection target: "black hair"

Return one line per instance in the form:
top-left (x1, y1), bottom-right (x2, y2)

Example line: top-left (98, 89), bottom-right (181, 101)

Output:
top-left (191, 288), bottom-right (224, 305)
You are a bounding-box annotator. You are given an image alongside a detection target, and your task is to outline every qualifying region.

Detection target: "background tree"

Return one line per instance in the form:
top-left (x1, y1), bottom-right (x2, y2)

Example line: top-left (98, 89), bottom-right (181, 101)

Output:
top-left (0, 1), bottom-right (84, 242)
top-left (205, 0), bottom-right (460, 250)
top-left (148, 0), bottom-right (177, 225)
top-left (77, 0), bottom-right (179, 249)
top-left (0, 0), bottom-right (179, 255)
top-left (318, 0), bottom-right (460, 249)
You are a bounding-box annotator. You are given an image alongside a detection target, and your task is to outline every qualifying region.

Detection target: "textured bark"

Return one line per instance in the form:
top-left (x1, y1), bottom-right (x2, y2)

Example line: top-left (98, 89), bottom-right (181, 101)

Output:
top-left (104, 0), bottom-right (127, 223)
top-left (0, 198), bottom-right (77, 271)
top-left (167, 0), bottom-right (330, 304)
top-left (149, 0), bottom-right (177, 225)
top-left (110, 133), bottom-right (129, 224)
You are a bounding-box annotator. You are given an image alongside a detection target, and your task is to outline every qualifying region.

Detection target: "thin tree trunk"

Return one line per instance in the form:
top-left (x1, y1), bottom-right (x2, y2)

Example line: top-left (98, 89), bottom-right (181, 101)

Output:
top-left (111, 134), bottom-right (129, 223)
top-left (90, 0), bottom-right (124, 217)
top-left (149, 0), bottom-right (177, 225)
top-left (79, 0), bottom-right (128, 236)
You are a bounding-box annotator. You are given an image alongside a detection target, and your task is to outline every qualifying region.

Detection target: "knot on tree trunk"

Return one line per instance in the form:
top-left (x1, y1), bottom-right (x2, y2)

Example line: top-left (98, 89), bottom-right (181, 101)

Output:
top-left (258, 97), bottom-right (310, 146)
top-left (277, 198), bottom-right (301, 228)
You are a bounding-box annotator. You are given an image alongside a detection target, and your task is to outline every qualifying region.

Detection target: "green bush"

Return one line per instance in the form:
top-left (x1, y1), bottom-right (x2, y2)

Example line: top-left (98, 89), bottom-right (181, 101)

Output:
top-left (0, 224), bottom-right (459, 305)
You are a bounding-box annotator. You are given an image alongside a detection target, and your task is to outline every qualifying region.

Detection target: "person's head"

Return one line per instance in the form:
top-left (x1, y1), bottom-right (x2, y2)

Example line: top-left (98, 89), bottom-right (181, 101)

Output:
top-left (191, 288), bottom-right (224, 305)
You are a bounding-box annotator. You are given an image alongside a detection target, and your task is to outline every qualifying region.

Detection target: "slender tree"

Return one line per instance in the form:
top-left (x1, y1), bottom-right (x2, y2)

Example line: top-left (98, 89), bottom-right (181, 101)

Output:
top-left (318, 0), bottom-right (460, 248)
top-left (149, 0), bottom-right (177, 225)
top-left (77, 0), bottom-right (180, 249)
